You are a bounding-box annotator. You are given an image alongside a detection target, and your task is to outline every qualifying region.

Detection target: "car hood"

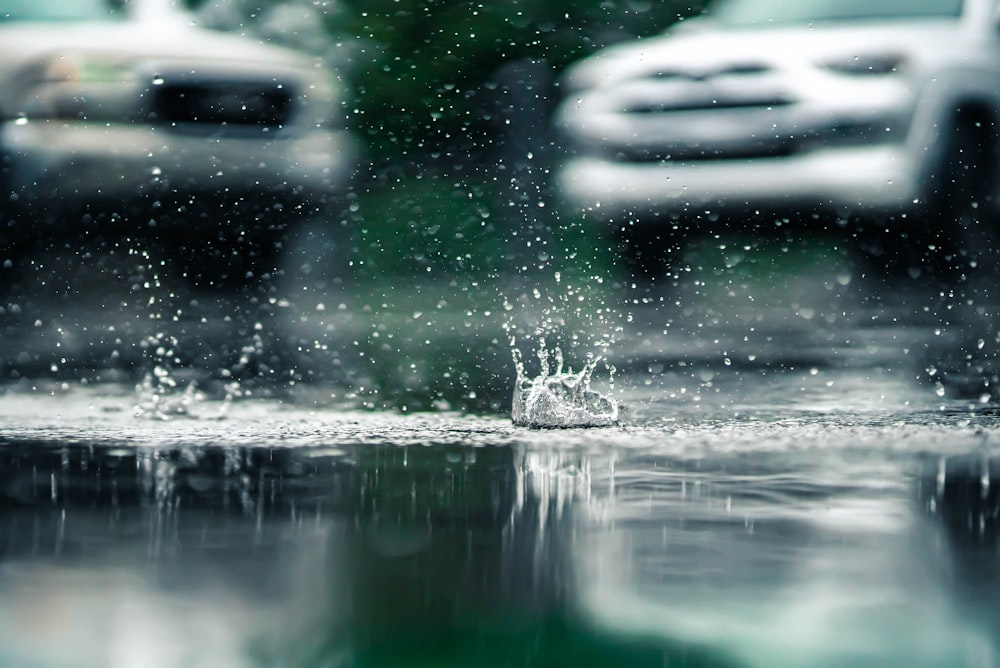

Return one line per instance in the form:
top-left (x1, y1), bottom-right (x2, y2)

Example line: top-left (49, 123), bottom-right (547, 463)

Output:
top-left (0, 19), bottom-right (313, 78)
top-left (562, 18), bottom-right (968, 90)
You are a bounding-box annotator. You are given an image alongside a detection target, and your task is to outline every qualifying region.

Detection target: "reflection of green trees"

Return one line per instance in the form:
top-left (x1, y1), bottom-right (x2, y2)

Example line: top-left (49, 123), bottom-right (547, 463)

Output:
top-left (0, 439), bottom-right (746, 667)
top-left (293, 443), bottom-right (746, 668)
top-left (345, 617), bottom-right (745, 668)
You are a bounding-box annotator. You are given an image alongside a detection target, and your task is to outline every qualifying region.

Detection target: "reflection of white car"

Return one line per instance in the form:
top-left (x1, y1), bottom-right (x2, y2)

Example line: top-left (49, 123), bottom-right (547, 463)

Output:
top-left (0, 0), bottom-right (356, 283)
top-left (556, 0), bottom-right (998, 268)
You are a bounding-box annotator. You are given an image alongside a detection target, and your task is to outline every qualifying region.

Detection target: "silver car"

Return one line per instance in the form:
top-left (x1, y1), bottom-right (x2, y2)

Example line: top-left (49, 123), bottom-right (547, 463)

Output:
top-left (0, 0), bottom-right (356, 283)
top-left (556, 0), bottom-right (998, 271)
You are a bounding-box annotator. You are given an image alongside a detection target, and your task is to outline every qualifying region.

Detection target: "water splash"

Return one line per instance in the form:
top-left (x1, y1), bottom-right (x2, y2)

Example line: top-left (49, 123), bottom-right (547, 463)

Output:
top-left (511, 338), bottom-right (619, 428)
top-left (133, 332), bottom-right (219, 420)
top-left (134, 369), bottom-right (202, 420)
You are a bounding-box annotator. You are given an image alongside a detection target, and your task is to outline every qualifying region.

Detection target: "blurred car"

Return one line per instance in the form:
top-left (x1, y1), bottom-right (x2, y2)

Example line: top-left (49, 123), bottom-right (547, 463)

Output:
top-left (0, 0), bottom-right (357, 284)
top-left (555, 0), bottom-right (999, 273)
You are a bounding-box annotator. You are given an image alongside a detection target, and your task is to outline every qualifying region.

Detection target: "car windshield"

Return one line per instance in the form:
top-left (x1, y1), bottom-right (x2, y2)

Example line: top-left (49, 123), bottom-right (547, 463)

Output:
top-left (708, 0), bottom-right (964, 26)
top-left (0, 0), bottom-right (121, 22)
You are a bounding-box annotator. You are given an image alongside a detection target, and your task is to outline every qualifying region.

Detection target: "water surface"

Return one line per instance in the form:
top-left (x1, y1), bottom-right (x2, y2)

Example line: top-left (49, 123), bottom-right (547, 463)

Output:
top-left (2, 367), bottom-right (998, 668)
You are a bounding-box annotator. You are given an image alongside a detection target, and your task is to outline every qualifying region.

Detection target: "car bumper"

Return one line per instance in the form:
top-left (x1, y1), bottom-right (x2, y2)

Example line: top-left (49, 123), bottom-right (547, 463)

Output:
top-left (556, 145), bottom-right (921, 223)
top-left (2, 120), bottom-right (357, 205)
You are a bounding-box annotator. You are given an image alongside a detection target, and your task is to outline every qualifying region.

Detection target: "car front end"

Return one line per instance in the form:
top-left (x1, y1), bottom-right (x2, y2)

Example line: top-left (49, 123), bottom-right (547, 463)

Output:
top-left (0, 3), bottom-right (356, 222)
top-left (555, 0), bottom-right (982, 227)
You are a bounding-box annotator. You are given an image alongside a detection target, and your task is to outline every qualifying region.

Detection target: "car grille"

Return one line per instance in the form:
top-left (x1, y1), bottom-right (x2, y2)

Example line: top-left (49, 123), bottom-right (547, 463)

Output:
top-left (626, 97), bottom-right (791, 114)
top-left (149, 80), bottom-right (295, 132)
top-left (601, 64), bottom-right (796, 159)
top-left (609, 140), bottom-right (795, 163)
top-left (650, 63), bottom-right (771, 80)
top-left (603, 118), bottom-right (897, 163)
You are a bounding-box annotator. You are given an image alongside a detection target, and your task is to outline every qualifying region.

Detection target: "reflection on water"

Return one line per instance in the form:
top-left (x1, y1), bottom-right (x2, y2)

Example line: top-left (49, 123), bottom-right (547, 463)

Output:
top-left (919, 454), bottom-right (1000, 651)
top-left (0, 421), bottom-right (735, 667)
top-left (581, 451), bottom-right (988, 668)
top-left (1, 390), bottom-right (999, 667)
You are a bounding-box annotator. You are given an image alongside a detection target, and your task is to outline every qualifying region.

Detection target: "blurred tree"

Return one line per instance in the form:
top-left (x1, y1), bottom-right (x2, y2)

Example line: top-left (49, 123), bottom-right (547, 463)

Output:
top-left (189, 0), bottom-right (709, 162)
top-left (336, 0), bottom-right (708, 162)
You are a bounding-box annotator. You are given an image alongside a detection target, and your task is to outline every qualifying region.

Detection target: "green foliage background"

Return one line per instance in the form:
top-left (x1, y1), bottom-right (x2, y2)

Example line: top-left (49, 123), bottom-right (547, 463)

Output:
top-left (334, 0), bottom-right (707, 160)
top-left (190, 0), bottom-right (709, 160)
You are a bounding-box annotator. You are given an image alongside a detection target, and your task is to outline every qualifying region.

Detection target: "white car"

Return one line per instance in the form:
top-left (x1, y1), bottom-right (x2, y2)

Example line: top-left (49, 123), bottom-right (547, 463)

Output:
top-left (0, 0), bottom-right (356, 284)
top-left (556, 0), bottom-right (997, 271)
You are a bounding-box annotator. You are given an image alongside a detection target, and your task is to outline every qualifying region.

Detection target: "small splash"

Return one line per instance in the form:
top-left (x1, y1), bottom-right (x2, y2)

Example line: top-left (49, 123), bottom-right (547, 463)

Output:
top-left (133, 372), bottom-right (242, 421)
top-left (134, 368), bottom-right (202, 420)
top-left (511, 338), bottom-right (619, 429)
top-left (135, 333), bottom-right (198, 420)
top-left (134, 332), bottom-right (218, 420)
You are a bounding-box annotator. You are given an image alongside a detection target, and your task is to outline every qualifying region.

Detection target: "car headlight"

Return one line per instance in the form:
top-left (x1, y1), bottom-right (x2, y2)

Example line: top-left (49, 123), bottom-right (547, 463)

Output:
top-left (822, 53), bottom-right (906, 76)
top-left (33, 52), bottom-right (136, 85)
top-left (12, 52), bottom-right (138, 121)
